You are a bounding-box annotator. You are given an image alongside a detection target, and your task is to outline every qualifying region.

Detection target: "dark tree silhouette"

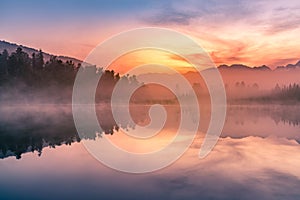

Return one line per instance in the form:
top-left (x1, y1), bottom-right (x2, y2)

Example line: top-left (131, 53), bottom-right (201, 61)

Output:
top-left (0, 48), bottom-right (139, 104)
top-left (0, 49), bottom-right (9, 78)
top-left (36, 49), bottom-right (44, 70)
top-left (272, 83), bottom-right (300, 101)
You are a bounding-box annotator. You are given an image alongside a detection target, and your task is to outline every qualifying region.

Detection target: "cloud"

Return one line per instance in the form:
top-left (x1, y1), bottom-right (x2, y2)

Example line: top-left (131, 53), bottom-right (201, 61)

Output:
top-left (142, 3), bottom-right (197, 25)
top-left (141, 0), bottom-right (300, 38)
top-left (264, 7), bottom-right (300, 34)
top-left (141, 0), bottom-right (258, 26)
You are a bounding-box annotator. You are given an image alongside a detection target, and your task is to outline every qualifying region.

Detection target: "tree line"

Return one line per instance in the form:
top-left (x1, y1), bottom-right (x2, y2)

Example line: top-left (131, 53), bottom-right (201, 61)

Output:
top-left (272, 83), bottom-right (300, 101)
top-left (0, 47), bottom-right (140, 103)
top-left (0, 47), bottom-right (76, 86)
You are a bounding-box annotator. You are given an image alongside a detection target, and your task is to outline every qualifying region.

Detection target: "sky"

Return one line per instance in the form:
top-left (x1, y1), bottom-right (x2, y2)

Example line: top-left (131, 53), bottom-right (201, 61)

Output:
top-left (1, 0), bottom-right (300, 69)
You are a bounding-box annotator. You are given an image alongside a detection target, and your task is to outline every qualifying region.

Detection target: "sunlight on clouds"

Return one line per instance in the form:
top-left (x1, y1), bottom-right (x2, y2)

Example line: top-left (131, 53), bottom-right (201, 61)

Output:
top-left (107, 49), bottom-right (200, 75)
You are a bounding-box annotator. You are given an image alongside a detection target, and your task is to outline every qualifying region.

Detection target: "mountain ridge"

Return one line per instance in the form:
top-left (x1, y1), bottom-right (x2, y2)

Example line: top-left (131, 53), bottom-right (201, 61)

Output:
top-left (0, 40), bottom-right (83, 65)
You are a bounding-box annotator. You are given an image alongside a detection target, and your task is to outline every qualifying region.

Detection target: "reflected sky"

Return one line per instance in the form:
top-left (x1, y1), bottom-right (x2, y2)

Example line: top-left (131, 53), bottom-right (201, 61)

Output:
top-left (0, 104), bottom-right (300, 199)
top-left (1, 136), bottom-right (300, 200)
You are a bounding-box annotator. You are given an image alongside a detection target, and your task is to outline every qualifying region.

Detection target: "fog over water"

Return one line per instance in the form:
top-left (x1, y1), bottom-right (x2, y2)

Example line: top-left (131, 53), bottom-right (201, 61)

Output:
top-left (0, 102), bottom-right (300, 199)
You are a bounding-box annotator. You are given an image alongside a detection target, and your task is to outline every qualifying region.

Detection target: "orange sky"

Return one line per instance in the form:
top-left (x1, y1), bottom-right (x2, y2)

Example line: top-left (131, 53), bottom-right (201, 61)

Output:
top-left (1, 0), bottom-right (300, 69)
top-left (106, 49), bottom-right (202, 74)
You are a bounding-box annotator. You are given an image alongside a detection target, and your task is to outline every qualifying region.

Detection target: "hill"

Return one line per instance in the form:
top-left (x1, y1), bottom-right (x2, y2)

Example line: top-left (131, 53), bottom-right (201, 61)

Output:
top-left (0, 40), bottom-right (83, 65)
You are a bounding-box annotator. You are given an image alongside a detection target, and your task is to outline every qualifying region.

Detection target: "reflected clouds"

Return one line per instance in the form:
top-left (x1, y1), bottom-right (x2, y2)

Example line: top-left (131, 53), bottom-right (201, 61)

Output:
top-left (0, 104), bottom-right (300, 159)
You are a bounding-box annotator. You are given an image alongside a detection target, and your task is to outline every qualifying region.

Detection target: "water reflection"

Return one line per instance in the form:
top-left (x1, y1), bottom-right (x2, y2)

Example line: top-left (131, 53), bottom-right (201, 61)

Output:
top-left (0, 105), bottom-right (78, 159)
top-left (0, 104), bottom-right (299, 159)
top-left (1, 134), bottom-right (300, 200)
top-left (223, 105), bottom-right (300, 142)
top-left (0, 104), bottom-right (300, 199)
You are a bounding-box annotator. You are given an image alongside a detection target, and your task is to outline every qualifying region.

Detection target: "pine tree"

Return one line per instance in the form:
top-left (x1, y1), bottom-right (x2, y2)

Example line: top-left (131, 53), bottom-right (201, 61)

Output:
top-left (36, 49), bottom-right (44, 70)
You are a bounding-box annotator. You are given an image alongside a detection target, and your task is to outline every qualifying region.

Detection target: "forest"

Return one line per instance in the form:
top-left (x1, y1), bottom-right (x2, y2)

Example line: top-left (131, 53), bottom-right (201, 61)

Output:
top-left (0, 47), bottom-right (139, 104)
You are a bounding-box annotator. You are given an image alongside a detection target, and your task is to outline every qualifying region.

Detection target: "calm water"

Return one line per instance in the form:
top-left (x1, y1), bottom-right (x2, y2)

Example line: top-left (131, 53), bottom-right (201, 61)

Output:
top-left (0, 104), bottom-right (300, 200)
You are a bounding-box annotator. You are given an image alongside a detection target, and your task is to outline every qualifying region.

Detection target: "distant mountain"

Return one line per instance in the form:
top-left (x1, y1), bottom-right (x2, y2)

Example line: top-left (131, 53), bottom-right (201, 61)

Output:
top-left (218, 62), bottom-right (300, 71)
top-left (218, 64), bottom-right (252, 70)
top-left (0, 40), bottom-right (83, 65)
top-left (281, 60), bottom-right (300, 70)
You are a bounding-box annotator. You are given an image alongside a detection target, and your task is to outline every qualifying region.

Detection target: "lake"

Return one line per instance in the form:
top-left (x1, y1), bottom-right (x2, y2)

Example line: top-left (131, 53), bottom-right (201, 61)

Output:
top-left (0, 104), bottom-right (300, 200)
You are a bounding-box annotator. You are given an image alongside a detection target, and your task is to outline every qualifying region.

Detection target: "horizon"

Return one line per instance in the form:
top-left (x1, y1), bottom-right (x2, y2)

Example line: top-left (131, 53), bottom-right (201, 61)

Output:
top-left (1, 39), bottom-right (300, 72)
